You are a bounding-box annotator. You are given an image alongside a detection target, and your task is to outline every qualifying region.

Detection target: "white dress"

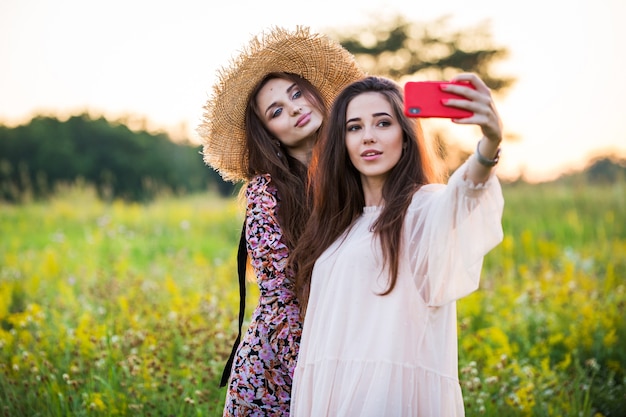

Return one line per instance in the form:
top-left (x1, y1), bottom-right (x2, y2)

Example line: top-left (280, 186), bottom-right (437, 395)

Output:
top-left (290, 157), bottom-right (505, 417)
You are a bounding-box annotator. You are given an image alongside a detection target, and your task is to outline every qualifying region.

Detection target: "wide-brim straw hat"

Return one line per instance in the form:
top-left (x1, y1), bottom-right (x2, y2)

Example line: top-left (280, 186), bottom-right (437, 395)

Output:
top-left (198, 26), bottom-right (365, 182)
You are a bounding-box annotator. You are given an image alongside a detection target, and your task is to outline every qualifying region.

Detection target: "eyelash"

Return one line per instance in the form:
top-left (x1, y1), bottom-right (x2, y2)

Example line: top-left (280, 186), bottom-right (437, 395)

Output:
top-left (271, 90), bottom-right (302, 119)
top-left (347, 120), bottom-right (391, 131)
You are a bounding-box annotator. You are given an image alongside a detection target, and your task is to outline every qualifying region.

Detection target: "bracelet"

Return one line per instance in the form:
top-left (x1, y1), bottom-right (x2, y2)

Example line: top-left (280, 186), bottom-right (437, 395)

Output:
top-left (475, 140), bottom-right (501, 167)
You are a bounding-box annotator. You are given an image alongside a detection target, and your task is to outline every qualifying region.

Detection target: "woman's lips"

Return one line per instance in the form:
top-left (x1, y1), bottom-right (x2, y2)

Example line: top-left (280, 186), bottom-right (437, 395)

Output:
top-left (296, 112), bottom-right (312, 127)
top-left (361, 149), bottom-right (382, 161)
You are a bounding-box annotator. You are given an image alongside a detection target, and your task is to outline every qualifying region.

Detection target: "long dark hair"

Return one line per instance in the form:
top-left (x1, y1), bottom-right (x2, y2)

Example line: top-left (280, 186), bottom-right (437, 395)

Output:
top-left (243, 72), bottom-right (327, 250)
top-left (291, 76), bottom-right (442, 313)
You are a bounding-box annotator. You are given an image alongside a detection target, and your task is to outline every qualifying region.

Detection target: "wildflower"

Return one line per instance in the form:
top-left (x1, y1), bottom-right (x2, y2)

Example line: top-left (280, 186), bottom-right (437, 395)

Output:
top-left (585, 358), bottom-right (600, 372)
top-left (603, 329), bottom-right (617, 348)
top-left (485, 376), bottom-right (499, 385)
top-left (85, 393), bottom-right (106, 411)
top-left (461, 361), bottom-right (477, 375)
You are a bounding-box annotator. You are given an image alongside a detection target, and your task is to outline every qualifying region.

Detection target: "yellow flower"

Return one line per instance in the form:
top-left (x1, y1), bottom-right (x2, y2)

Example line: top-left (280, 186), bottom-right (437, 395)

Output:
top-left (43, 249), bottom-right (60, 277)
top-left (0, 282), bottom-right (12, 320)
top-left (603, 328), bottom-right (618, 348)
top-left (556, 353), bottom-right (571, 371)
top-left (606, 360), bottom-right (621, 374)
top-left (85, 392), bottom-right (106, 411)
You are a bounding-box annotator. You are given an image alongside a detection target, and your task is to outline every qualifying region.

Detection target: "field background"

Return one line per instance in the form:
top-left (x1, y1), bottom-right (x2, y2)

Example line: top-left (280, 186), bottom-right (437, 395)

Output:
top-left (1, 180), bottom-right (624, 416)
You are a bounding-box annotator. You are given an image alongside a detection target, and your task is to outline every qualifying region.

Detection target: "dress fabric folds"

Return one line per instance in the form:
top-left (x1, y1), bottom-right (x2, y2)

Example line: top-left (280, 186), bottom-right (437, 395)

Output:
top-left (223, 174), bottom-right (302, 417)
top-left (290, 157), bottom-right (505, 417)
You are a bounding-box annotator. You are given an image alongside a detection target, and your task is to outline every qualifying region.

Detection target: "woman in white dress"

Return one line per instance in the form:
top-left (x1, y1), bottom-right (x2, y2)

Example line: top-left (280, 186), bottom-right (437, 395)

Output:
top-left (289, 75), bottom-right (505, 416)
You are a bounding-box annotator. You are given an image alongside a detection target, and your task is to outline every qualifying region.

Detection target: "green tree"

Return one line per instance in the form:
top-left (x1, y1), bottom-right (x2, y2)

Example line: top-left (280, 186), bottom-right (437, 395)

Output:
top-left (0, 114), bottom-right (235, 202)
top-left (330, 15), bottom-right (514, 91)
top-left (328, 15), bottom-right (516, 174)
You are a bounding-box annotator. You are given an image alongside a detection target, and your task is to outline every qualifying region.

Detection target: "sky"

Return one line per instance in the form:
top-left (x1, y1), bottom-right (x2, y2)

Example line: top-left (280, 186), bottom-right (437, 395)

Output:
top-left (1, 0), bottom-right (625, 182)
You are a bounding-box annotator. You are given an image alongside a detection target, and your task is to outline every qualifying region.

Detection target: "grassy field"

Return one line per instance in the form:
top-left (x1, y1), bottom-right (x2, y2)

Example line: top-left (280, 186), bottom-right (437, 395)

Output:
top-left (1, 181), bottom-right (624, 416)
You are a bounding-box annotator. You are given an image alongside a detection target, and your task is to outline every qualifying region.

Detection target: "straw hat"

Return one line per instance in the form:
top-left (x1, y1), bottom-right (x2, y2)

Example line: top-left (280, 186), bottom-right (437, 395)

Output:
top-left (198, 26), bottom-right (365, 182)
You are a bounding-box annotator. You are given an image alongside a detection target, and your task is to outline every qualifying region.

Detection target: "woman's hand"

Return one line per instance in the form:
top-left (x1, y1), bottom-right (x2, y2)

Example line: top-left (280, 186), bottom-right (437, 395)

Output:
top-left (442, 73), bottom-right (503, 182)
top-left (442, 73), bottom-right (503, 147)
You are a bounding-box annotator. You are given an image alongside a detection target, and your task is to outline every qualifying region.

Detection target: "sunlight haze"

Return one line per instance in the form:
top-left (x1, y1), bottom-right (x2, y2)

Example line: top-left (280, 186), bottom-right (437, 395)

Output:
top-left (1, 0), bottom-right (625, 182)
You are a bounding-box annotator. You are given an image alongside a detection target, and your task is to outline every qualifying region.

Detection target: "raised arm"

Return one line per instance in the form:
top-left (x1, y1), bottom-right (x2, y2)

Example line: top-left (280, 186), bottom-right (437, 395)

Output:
top-left (441, 73), bottom-right (503, 184)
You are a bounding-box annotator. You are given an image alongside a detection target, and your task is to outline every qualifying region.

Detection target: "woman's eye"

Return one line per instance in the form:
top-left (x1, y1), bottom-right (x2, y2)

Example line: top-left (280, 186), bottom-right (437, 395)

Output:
top-left (377, 120), bottom-right (391, 127)
top-left (347, 124), bottom-right (361, 132)
top-left (271, 108), bottom-right (283, 118)
top-left (292, 90), bottom-right (302, 100)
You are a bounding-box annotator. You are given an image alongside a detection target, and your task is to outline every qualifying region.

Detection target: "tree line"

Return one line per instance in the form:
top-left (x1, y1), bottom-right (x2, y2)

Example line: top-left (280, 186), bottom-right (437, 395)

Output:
top-left (0, 114), bottom-right (236, 202)
top-left (2, 16), bottom-right (624, 203)
top-left (2, 15), bottom-right (517, 203)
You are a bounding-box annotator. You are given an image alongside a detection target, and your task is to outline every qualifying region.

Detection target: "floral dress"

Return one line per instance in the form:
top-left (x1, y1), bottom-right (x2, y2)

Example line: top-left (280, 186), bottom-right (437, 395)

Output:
top-left (223, 174), bottom-right (302, 417)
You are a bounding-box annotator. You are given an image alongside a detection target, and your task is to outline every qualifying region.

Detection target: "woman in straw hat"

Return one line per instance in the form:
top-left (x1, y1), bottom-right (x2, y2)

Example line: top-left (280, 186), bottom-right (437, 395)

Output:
top-left (198, 26), bottom-right (364, 415)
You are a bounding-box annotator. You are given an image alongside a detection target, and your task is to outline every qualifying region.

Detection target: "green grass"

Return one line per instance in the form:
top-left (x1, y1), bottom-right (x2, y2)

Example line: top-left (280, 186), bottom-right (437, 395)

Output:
top-left (1, 181), bottom-right (624, 416)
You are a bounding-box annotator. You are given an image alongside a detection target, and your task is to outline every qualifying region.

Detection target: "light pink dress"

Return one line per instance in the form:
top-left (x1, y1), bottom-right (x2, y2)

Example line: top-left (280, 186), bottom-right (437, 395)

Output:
top-left (290, 157), bottom-right (504, 417)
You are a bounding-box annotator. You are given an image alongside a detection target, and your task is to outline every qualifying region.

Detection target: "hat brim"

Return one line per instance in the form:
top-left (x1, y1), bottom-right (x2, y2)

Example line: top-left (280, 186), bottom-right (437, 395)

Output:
top-left (198, 26), bottom-right (365, 182)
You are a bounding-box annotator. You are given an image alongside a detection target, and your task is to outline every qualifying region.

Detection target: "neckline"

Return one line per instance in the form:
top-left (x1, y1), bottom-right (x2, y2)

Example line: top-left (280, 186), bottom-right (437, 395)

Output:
top-left (363, 205), bottom-right (382, 214)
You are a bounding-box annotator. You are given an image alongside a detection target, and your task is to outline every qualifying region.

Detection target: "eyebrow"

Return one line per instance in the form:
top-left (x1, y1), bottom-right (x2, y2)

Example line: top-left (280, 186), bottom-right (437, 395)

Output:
top-left (346, 112), bottom-right (392, 124)
top-left (264, 82), bottom-right (298, 116)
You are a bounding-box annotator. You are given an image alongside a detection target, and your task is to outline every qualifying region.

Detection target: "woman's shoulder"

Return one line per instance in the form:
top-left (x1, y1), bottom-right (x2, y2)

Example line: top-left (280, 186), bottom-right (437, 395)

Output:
top-left (246, 174), bottom-right (279, 205)
top-left (411, 183), bottom-right (444, 200)
top-left (416, 183), bottom-right (445, 194)
top-left (247, 173), bottom-right (275, 193)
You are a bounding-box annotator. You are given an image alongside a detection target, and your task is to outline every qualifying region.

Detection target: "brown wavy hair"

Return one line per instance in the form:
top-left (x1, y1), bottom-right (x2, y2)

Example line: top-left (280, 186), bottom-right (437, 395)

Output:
top-left (291, 76), bottom-right (443, 314)
top-left (243, 72), bottom-right (327, 249)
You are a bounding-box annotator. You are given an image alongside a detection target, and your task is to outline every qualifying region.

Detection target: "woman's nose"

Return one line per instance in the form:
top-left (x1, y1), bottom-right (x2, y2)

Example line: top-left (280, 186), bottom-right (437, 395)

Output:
top-left (290, 105), bottom-right (302, 115)
top-left (362, 128), bottom-right (375, 144)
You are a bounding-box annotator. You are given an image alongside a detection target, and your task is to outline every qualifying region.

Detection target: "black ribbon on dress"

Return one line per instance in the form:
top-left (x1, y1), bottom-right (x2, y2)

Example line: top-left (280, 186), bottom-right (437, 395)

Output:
top-left (220, 221), bottom-right (247, 388)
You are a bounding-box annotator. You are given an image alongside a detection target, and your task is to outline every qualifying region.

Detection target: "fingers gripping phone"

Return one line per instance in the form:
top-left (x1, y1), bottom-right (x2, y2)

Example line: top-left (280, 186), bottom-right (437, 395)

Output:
top-left (404, 81), bottom-right (475, 119)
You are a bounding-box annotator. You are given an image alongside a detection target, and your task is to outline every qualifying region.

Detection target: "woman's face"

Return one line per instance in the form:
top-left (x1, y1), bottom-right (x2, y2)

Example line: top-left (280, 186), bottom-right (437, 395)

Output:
top-left (345, 91), bottom-right (404, 185)
top-left (255, 77), bottom-right (323, 156)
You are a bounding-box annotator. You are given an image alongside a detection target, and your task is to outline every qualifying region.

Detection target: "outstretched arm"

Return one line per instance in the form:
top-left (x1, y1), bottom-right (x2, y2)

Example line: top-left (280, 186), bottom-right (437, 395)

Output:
top-left (441, 73), bottom-right (503, 184)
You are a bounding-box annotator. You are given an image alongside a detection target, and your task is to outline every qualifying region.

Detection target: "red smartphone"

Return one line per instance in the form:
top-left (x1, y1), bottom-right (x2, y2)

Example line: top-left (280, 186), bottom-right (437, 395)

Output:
top-left (404, 81), bottom-right (475, 118)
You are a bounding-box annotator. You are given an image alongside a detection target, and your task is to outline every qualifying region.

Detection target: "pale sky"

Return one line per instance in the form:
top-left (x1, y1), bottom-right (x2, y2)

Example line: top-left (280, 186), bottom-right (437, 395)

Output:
top-left (2, 0), bottom-right (625, 182)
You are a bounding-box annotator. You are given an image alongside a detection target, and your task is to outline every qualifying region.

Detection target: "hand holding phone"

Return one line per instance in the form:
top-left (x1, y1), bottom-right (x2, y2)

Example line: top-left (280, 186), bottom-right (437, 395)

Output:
top-left (404, 81), bottom-right (475, 119)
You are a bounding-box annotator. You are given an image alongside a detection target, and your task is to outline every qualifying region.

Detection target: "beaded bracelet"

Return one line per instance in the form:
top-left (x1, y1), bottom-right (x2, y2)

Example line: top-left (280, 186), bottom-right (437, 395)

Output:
top-left (475, 141), bottom-right (501, 167)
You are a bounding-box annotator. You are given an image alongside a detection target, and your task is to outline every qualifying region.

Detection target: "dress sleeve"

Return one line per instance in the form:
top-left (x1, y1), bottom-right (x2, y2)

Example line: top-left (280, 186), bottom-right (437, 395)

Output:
top-left (408, 154), bottom-right (504, 306)
top-left (244, 175), bottom-right (289, 282)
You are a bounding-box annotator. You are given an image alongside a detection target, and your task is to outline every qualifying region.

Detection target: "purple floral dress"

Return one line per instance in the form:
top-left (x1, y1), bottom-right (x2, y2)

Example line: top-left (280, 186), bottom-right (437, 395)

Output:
top-left (223, 174), bottom-right (302, 417)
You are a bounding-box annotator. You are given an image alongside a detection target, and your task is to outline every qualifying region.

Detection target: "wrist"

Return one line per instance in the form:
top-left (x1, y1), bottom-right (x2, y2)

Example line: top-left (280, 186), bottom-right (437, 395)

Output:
top-left (475, 139), bottom-right (501, 167)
